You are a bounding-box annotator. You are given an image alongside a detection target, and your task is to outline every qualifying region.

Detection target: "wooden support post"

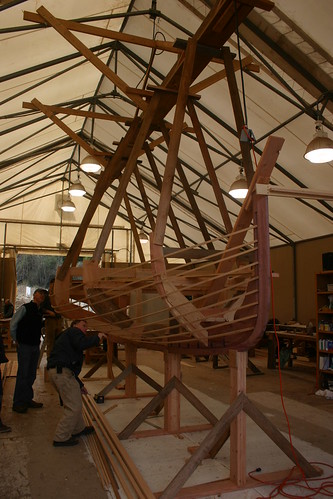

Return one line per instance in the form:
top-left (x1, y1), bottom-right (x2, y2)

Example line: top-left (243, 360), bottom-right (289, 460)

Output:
top-left (164, 351), bottom-right (181, 432)
top-left (125, 344), bottom-right (137, 397)
top-left (106, 337), bottom-right (114, 380)
top-left (229, 349), bottom-right (247, 486)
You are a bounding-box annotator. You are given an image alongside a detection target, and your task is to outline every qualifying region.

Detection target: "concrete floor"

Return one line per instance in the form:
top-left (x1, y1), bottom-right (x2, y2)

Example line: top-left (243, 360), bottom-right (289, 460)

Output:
top-left (0, 347), bottom-right (332, 498)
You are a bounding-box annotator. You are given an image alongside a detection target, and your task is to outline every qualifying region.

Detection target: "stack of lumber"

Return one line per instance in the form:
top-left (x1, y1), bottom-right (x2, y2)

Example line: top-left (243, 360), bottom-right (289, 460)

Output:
top-left (82, 394), bottom-right (154, 498)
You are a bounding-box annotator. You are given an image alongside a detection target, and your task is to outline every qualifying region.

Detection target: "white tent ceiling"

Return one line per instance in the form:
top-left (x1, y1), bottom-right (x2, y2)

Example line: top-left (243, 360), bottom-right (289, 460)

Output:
top-left (0, 0), bottom-right (332, 262)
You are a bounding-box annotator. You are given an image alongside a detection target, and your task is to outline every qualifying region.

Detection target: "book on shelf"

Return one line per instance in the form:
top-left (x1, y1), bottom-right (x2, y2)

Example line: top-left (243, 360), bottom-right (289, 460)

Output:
top-left (319, 355), bottom-right (332, 370)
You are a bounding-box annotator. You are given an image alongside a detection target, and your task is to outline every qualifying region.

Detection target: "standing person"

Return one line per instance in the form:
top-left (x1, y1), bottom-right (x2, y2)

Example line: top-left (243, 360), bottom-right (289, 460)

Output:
top-left (47, 319), bottom-right (106, 447)
top-left (0, 334), bottom-right (11, 432)
top-left (42, 279), bottom-right (64, 359)
top-left (10, 288), bottom-right (47, 413)
top-left (3, 299), bottom-right (14, 318)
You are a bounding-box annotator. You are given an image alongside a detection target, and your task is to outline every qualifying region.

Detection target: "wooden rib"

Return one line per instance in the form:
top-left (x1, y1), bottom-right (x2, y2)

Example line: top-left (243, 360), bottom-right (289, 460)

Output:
top-left (204, 135), bottom-right (284, 307)
top-left (150, 235), bottom-right (209, 345)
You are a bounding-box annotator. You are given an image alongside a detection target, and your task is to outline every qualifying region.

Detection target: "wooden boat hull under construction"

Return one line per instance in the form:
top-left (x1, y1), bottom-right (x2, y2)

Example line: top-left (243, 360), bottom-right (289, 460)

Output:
top-left (51, 136), bottom-right (284, 355)
top-left (28, 0), bottom-right (284, 355)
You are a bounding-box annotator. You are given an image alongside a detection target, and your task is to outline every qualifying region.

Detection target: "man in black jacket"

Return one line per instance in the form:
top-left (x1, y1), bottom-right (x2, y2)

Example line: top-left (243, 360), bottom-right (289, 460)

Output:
top-left (0, 333), bottom-right (11, 432)
top-left (47, 319), bottom-right (106, 447)
top-left (10, 288), bottom-right (47, 413)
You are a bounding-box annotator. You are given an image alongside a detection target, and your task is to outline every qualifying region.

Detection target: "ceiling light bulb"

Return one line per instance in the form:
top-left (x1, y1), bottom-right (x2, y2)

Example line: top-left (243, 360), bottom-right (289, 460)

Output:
top-left (61, 195), bottom-right (76, 212)
top-left (69, 179), bottom-right (86, 197)
top-left (139, 229), bottom-right (148, 244)
top-left (80, 155), bottom-right (101, 173)
top-left (304, 120), bottom-right (333, 163)
top-left (229, 170), bottom-right (248, 199)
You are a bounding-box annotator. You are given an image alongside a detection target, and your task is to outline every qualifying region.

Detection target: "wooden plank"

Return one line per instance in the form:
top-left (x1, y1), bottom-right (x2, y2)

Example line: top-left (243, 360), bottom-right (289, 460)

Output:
top-left (164, 352), bottom-right (181, 433)
top-left (27, 98), bottom-right (109, 168)
top-left (242, 396), bottom-right (321, 478)
top-left (153, 37), bottom-right (198, 246)
top-left (84, 394), bottom-right (155, 499)
top-left (125, 344), bottom-right (137, 398)
top-left (98, 365), bottom-right (133, 397)
top-left (190, 55), bottom-right (255, 94)
top-left (229, 350), bottom-right (247, 486)
top-left (133, 164), bottom-right (156, 231)
top-left (123, 193), bottom-right (146, 263)
top-left (118, 377), bottom-right (176, 440)
top-left (92, 92), bottom-right (163, 263)
top-left (23, 11), bottom-right (185, 55)
top-left (187, 99), bottom-right (232, 233)
top-left (144, 144), bottom-right (188, 253)
top-left (174, 377), bottom-right (218, 425)
top-left (22, 102), bottom-right (134, 122)
top-left (157, 467), bottom-right (317, 498)
top-left (159, 393), bottom-right (245, 499)
top-left (35, 6), bottom-right (146, 111)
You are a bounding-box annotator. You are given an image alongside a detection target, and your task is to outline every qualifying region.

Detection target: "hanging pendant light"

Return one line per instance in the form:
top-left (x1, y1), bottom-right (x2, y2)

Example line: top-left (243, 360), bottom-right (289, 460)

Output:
top-left (61, 194), bottom-right (76, 212)
top-left (69, 176), bottom-right (86, 197)
top-left (304, 120), bottom-right (333, 163)
top-left (80, 154), bottom-right (101, 173)
top-left (229, 167), bottom-right (248, 199)
top-left (139, 229), bottom-right (148, 244)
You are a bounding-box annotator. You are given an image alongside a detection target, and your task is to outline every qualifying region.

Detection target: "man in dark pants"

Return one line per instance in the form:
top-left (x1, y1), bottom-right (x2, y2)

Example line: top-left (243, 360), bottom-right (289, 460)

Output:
top-left (47, 319), bottom-right (106, 447)
top-left (10, 288), bottom-right (47, 413)
top-left (0, 334), bottom-right (11, 432)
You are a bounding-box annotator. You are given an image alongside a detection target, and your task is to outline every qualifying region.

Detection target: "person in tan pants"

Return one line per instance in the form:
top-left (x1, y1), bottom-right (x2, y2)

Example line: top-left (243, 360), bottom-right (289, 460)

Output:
top-left (47, 319), bottom-right (106, 446)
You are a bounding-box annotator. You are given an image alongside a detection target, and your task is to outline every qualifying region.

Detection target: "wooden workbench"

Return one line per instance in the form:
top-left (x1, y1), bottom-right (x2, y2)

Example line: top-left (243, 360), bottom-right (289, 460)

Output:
top-left (267, 329), bottom-right (316, 369)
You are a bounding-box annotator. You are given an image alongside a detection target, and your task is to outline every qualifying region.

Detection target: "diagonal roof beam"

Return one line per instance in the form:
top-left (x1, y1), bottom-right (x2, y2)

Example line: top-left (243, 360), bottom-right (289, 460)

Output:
top-left (25, 6), bottom-right (147, 111)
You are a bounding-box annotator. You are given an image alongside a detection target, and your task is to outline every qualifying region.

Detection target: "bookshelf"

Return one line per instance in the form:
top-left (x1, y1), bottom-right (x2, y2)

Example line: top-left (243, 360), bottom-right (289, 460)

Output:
top-left (316, 271), bottom-right (333, 389)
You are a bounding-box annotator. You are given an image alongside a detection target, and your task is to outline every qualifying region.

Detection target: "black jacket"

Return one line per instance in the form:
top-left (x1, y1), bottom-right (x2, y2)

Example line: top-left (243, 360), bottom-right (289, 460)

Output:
top-left (47, 326), bottom-right (100, 377)
top-left (17, 301), bottom-right (43, 345)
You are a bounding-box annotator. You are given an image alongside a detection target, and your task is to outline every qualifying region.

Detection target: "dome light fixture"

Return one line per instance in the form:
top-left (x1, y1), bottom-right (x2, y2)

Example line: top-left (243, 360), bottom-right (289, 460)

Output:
top-left (69, 176), bottom-right (86, 197)
top-left (229, 167), bottom-right (248, 199)
top-left (139, 229), bottom-right (148, 244)
top-left (80, 154), bottom-right (101, 173)
top-left (304, 120), bottom-right (333, 164)
top-left (61, 194), bottom-right (76, 212)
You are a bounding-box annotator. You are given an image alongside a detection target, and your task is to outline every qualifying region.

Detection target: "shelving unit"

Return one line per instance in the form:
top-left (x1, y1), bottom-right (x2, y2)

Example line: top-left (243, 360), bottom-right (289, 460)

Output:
top-left (316, 271), bottom-right (333, 389)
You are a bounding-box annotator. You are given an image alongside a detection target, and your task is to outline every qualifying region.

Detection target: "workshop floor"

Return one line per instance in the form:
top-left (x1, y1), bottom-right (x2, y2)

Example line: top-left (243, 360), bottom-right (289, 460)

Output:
top-left (0, 348), bottom-right (332, 499)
